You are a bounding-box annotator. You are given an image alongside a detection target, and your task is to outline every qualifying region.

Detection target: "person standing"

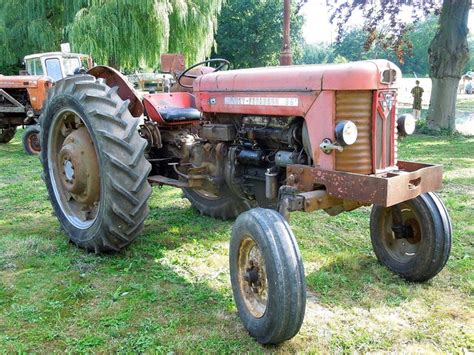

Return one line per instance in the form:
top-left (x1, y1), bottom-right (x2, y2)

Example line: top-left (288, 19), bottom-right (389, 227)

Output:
top-left (411, 80), bottom-right (424, 120)
top-left (465, 77), bottom-right (472, 94)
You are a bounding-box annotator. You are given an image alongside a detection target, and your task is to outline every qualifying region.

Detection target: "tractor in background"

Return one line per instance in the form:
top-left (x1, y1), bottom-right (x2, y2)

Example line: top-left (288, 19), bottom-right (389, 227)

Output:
top-left (39, 53), bottom-right (451, 344)
top-left (0, 48), bottom-right (92, 154)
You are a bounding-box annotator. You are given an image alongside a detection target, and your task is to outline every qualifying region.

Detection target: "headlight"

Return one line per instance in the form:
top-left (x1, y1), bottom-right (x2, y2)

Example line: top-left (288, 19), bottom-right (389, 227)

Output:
top-left (335, 120), bottom-right (358, 146)
top-left (397, 114), bottom-right (416, 136)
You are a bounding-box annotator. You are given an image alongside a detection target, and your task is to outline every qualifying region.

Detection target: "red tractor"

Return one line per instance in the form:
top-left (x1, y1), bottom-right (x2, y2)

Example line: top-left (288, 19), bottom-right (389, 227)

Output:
top-left (39, 54), bottom-right (451, 344)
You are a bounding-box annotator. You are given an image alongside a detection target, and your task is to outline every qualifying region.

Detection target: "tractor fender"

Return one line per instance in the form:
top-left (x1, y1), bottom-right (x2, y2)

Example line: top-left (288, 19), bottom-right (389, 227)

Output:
top-left (88, 65), bottom-right (143, 117)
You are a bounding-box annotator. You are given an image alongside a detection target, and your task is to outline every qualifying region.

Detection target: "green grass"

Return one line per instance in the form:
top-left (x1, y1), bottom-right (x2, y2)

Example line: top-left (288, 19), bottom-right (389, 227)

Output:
top-left (456, 96), bottom-right (474, 112)
top-left (0, 130), bottom-right (473, 352)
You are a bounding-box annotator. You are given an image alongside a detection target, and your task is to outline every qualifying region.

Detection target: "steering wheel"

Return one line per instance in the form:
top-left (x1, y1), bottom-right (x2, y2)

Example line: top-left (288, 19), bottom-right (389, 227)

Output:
top-left (177, 58), bottom-right (230, 88)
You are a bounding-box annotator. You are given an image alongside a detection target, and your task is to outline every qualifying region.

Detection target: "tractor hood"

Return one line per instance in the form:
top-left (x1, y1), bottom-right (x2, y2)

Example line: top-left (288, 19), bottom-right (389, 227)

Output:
top-left (194, 59), bottom-right (400, 93)
top-left (0, 75), bottom-right (50, 89)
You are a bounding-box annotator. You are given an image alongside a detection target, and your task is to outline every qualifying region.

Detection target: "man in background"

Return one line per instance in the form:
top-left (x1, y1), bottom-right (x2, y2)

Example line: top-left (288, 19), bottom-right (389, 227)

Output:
top-left (465, 76), bottom-right (472, 94)
top-left (411, 80), bottom-right (424, 120)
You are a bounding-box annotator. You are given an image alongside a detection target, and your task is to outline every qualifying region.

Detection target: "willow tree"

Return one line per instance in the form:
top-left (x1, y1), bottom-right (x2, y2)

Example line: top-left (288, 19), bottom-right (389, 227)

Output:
top-left (0, 0), bottom-right (223, 72)
top-left (329, 0), bottom-right (472, 131)
top-left (0, 0), bottom-right (67, 73)
top-left (67, 0), bottom-right (223, 69)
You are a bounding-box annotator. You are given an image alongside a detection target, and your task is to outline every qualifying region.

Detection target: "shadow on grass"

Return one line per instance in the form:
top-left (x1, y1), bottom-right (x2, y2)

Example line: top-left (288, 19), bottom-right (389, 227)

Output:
top-left (306, 253), bottom-right (418, 308)
top-left (0, 254), bottom-right (253, 353)
top-left (0, 201), bottom-right (259, 352)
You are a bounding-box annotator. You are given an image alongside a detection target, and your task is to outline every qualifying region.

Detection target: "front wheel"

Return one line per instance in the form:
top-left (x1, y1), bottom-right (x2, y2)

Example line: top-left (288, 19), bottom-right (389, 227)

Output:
top-left (22, 125), bottom-right (41, 155)
top-left (40, 75), bottom-right (152, 252)
top-left (370, 192), bottom-right (452, 282)
top-left (229, 208), bottom-right (306, 344)
top-left (0, 127), bottom-right (16, 143)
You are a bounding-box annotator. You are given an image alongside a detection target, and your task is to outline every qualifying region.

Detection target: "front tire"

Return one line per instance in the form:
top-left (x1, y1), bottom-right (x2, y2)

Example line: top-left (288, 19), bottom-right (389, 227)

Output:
top-left (22, 124), bottom-right (41, 155)
top-left (229, 208), bottom-right (306, 344)
top-left (370, 192), bottom-right (452, 282)
top-left (0, 127), bottom-right (16, 143)
top-left (40, 75), bottom-right (152, 252)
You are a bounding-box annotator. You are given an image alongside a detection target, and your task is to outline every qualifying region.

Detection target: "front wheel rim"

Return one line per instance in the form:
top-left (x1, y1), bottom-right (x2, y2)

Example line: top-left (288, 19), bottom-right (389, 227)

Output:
top-left (238, 236), bottom-right (268, 318)
top-left (27, 132), bottom-right (41, 153)
top-left (48, 108), bottom-right (101, 229)
top-left (381, 204), bottom-right (422, 263)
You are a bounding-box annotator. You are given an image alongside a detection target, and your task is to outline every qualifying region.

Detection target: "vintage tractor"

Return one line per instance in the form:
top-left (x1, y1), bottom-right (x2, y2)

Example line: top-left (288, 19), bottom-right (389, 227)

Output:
top-left (39, 54), bottom-right (451, 344)
top-left (0, 50), bottom-right (92, 154)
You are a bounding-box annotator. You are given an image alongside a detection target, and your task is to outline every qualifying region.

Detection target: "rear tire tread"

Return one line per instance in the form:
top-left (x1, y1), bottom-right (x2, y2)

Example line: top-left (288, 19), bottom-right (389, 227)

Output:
top-left (41, 75), bottom-right (151, 253)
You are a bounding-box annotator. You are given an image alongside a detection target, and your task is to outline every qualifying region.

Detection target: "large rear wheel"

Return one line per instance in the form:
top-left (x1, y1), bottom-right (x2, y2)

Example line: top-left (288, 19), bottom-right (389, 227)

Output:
top-left (0, 127), bottom-right (16, 143)
top-left (40, 75), bottom-right (152, 252)
top-left (230, 208), bottom-right (306, 344)
top-left (370, 192), bottom-right (452, 282)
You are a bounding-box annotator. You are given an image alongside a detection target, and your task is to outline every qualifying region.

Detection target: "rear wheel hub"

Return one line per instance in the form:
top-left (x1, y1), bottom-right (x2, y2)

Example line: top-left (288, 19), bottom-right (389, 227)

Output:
top-left (58, 126), bottom-right (99, 205)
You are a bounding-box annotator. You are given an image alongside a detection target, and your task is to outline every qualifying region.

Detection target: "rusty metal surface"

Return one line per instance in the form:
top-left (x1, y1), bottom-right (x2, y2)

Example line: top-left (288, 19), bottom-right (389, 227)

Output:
top-left (335, 91), bottom-right (373, 174)
top-left (195, 60), bottom-right (400, 97)
top-left (148, 175), bottom-right (189, 188)
top-left (25, 130), bottom-right (41, 153)
top-left (238, 237), bottom-right (268, 318)
top-left (298, 190), bottom-right (342, 212)
top-left (287, 161), bottom-right (443, 207)
top-left (0, 75), bottom-right (43, 88)
top-left (1, 76), bottom-right (53, 111)
top-left (0, 89), bottom-right (25, 113)
top-left (58, 126), bottom-right (100, 206)
top-left (88, 66), bottom-right (143, 117)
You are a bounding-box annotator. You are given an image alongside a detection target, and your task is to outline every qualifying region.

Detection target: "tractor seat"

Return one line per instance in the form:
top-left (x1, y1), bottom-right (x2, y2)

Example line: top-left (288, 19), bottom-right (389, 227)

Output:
top-left (158, 107), bottom-right (202, 122)
top-left (143, 92), bottom-right (202, 125)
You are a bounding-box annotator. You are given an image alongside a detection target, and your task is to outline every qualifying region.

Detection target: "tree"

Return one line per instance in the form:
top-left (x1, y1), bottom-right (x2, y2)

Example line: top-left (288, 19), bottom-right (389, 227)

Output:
top-left (465, 37), bottom-right (474, 71)
top-left (296, 42), bottom-right (334, 64)
top-left (68, 0), bottom-right (224, 69)
top-left (332, 29), bottom-right (398, 63)
top-left (403, 16), bottom-right (438, 76)
top-left (427, 1), bottom-right (471, 129)
top-left (297, 17), bottom-right (438, 77)
top-left (0, 0), bottom-right (65, 73)
top-left (213, 0), bottom-right (304, 68)
top-left (0, 0), bottom-right (224, 72)
top-left (330, 0), bottom-right (472, 130)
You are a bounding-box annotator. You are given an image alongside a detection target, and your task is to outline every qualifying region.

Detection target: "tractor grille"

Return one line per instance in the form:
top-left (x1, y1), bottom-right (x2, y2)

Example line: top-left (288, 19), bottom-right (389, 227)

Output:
top-left (335, 90), bottom-right (397, 175)
top-left (375, 91), bottom-right (397, 171)
top-left (335, 91), bottom-right (373, 174)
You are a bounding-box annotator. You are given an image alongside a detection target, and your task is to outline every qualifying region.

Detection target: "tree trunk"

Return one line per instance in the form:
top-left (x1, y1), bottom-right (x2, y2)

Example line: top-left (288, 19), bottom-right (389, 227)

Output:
top-left (427, 0), bottom-right (471, 130)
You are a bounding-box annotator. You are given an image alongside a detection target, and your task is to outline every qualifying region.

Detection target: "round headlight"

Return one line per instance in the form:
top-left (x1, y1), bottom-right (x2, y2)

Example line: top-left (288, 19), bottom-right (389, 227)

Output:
top-left (397, 114), bottom-right (416, 136)
top-left (335, 120), bottom-right (358, 146)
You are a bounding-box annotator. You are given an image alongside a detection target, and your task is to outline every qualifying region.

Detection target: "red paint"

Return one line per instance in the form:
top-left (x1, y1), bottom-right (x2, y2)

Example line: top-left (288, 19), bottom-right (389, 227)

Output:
top-left (194, 60), bottom-right (400, 164)
top-left (371, 90), bottom-right (379, 172)
top-left (143, 92), bottom-right (199, 126)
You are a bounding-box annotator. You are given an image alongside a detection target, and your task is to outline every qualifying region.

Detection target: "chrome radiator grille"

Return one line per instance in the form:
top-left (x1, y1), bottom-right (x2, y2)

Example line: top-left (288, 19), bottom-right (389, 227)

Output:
top-left (374, 91), bottom-right (397, 171)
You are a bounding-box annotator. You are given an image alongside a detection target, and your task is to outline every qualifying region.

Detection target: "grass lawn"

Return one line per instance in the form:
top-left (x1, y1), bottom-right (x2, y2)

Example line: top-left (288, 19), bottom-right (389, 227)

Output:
top-left (0, 130), bottom-right (473, 353)
top-left (456, 96), bottom-right (474, 112)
